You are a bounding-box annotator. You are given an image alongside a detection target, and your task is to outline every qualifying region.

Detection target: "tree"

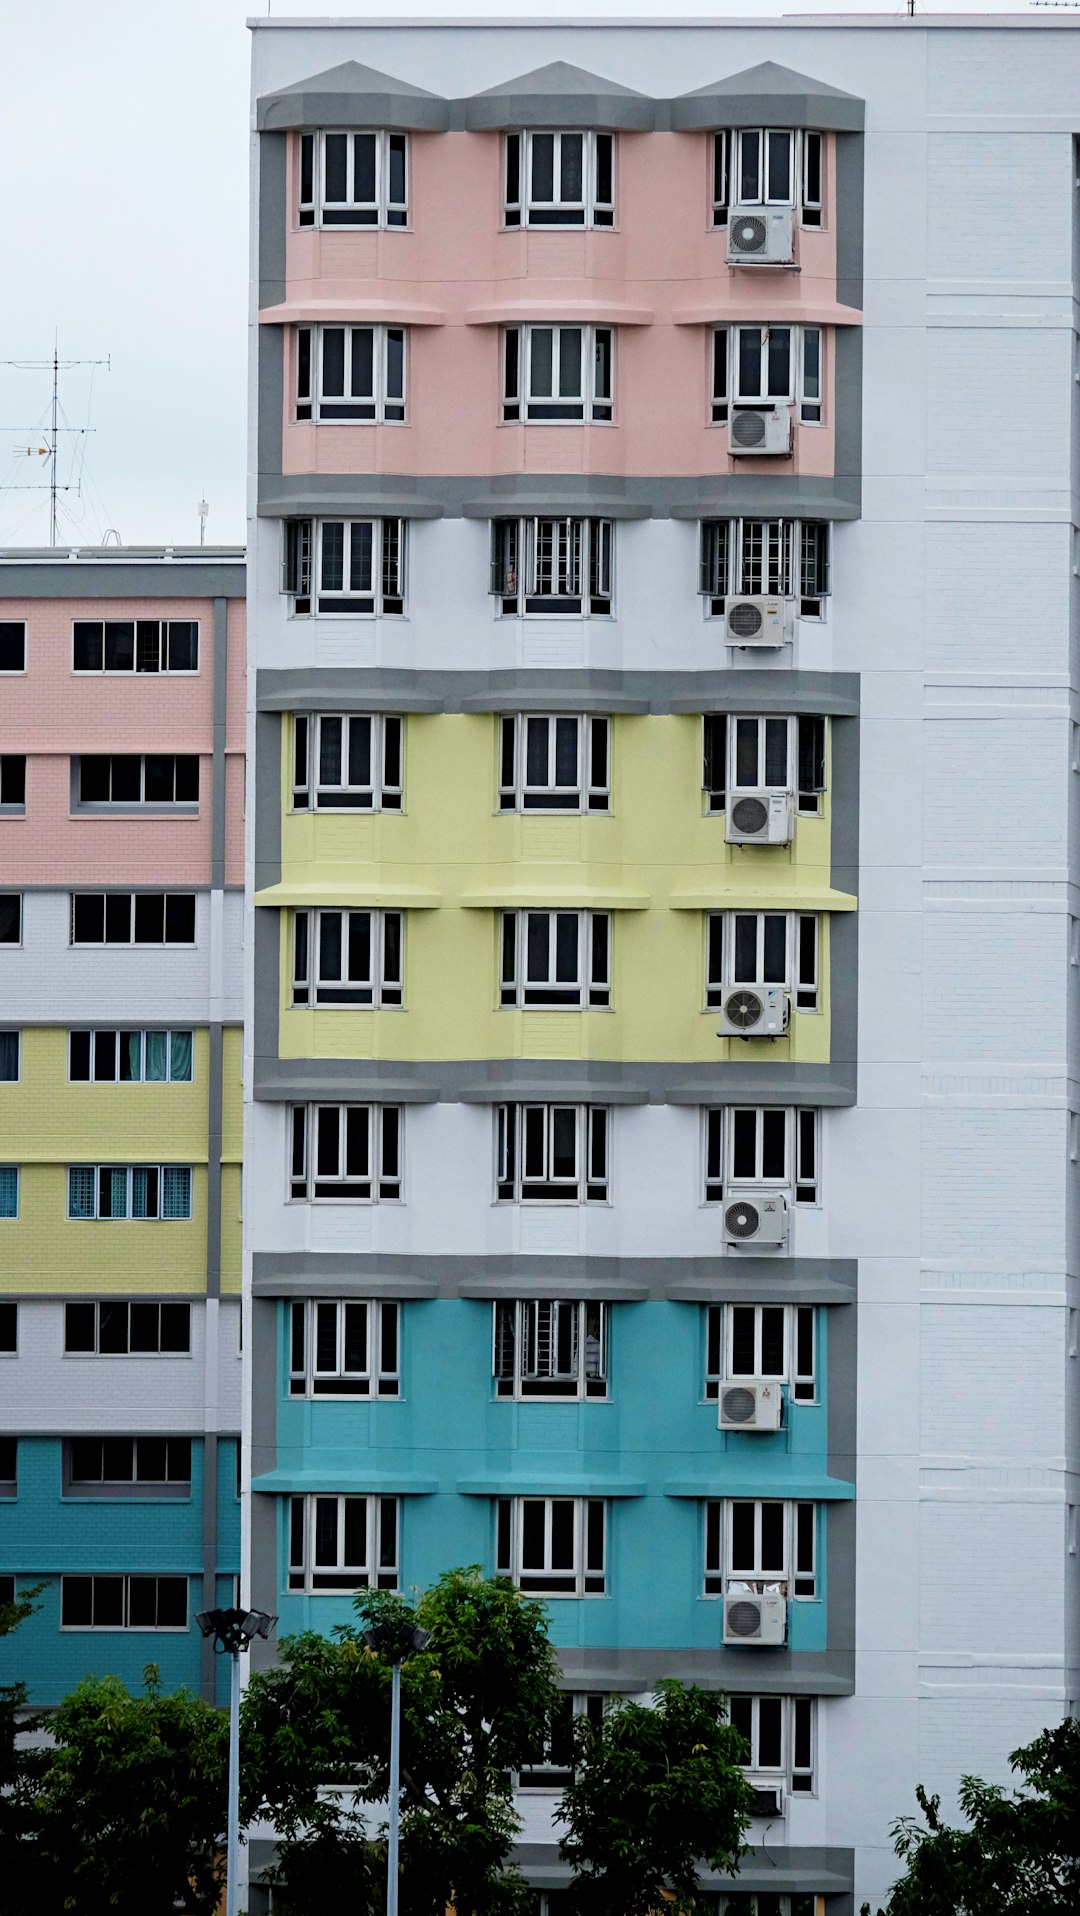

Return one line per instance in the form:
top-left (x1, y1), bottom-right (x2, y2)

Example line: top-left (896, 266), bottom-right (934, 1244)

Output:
top-left (860, 1718), bottom-right (1080, 1916)
top-left (31, 1662), bottom-right (229, 1916)
top-left (0, 1582), bottom-right (49, 1915)
top-left (556, 1679), bottom-right (754, 1916)
top-left (241, 1566), bottom-right (563, 1916)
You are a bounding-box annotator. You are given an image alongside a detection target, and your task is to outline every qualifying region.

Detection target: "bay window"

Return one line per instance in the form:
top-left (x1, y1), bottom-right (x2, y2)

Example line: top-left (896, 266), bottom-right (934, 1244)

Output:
top-left (503, 325), bottom-right (613, 423)
top-left (702, 714), bottom-right (827, 815)
top-left (704, 1108), bottom-right (819, 1206)
top-left (490, 518), bottom-right (612, 616)
top-left (497, 1496), bottom-right (607, 1596)
top-left (283, 518), bottom-right (405, 615)
top-left (705, 1303), bottom-right (817, 1403)
top-left (292, 714), bottom-right (403, 810)
top-left (505, 131), bottom-right (614, 228)
top-left (699, 519), bottom-right (830, 618)
top-left (712, 326), bottom-right (822, 425)
top-left (292, 909), bottom-right (403, 1008)
top-left (496, 1106), bottom-right (609, 1203)
top-left (288, 1493), bottom-right (398, 1592)
top-left (706, 912), bottom-right (819, 1011)
top-left (500, 910), bottom-right (610, 1009)
top-left (296, 324), bottom-right (405, 423)
top-left (498, 714), bottom-right (609, 812)
top-left (289, 1298), bottom-right (400, 1398)
top-left (493, 1299), bottom-right (609, 1399)
top-left (713, 127), bottom-right (823, 227)
top-left (298, 129), bottom-right (407, 228)
top-left (705, 1498), bottom-right (818, 1598)
top-left (289, 1104), bottom-right (401, 1201)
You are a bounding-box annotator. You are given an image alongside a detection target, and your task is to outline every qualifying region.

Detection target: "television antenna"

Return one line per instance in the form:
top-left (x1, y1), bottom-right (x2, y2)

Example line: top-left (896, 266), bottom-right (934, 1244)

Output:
top-left (1, 340), bottom-right (110, 545)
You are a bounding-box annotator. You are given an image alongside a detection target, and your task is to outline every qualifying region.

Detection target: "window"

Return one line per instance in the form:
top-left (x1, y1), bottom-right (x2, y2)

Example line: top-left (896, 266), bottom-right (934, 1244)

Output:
top-left (0, 1439), bottom-right (15, 1495)
top-left (293, 714), bottom-right (403, 810)
top-left (289, 1299), bottom-right (400, 1398)
top-left (715, 1897), bottom-right (817, 1916)
top-left (705, 1304), bottom-right (816, 1403)
top-left (491, 519), bottom-right (613, 617)
top-left (72, 620), bottom-right (198, 674)
top-left (69, 893), bottom-right (196, 946)
top-left (67, 1165), bottom-right (192, 1221)
top-left (712, 327), bottom-right (822, 425)
top-left (497, 1497), bottom-right (606, 1596)
top-left (61, 1575), bottom-right (188, 1629)
top-left (713, 127), bottom-right (823, 227)
top-left (498, 715), bottom-right (609, 812)
top-left (299, 129), bottom-right (407, 228)
top-left (0, 895), bottom-right (21, 945)
top-left (704, 1498), bottom-right (817, 1598)
top-left (289, 1105), bottom-right (402, 1201)
top-left (706, 912), bottom-right (819, 1011)
top-left (0, 756), bottom-right (25, 809)
top-left (288, 1493), bottom-right (399, 1592)
top-left (729, 1695), bottom-right (816, 1793)
top-left (704, 1108), bottom-right (819, 1204)
top-left (296, 325), bottom-right (406, 423)
top-left (500, 911), bottom-right (610, 1009)
top-left (76, 755), bottom-right (199, 806)
top-left (292, 909), bottom-right (403, 1007)
top-left (283, 518), bottom-right (405, 616)
top-left (65, 1436), bottom-right (192, 1494)
top-left (503, 326), bottom-right (613, 424)
top-left (699, 520), bottom-right (830, 618)
top-left (505, 131), bottom-right (614, 228)
top-left (0, 1032), bottom-right (19, 1082)
top-left (64, 1300), bottom-right (191, 1355)
top-left (702, 715), bottom-right (827, 815)
top-left (69, 1030), bottom-right (193, 1084)
top-left (0, 622), bottom-right (26, 672)
top-left (0, 1167), bottom-right (18, 1220)
top-left (496, 1107), bottom-right (609, 1205)
top-left (0, 1303), bottom-right (15, 1352)
top-left (494, 1300), bottom-right (608, 1399)
top-left (517, 1693), bottom-right (606, 1788)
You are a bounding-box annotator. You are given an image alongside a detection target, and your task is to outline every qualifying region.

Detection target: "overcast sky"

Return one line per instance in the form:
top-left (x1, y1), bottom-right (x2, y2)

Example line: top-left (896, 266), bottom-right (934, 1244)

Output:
top-left (0, 0), bottom-right (1030, 550)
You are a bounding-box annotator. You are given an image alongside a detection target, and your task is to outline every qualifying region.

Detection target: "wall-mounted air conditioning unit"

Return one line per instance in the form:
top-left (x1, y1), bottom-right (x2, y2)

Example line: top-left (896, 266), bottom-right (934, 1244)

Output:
top-left (722, 597), bottom-right (793, 647)
top-left (723, 1591), bottom-right (787, 1645)
top-left (717, 984), bottom-right (789, 1038)
top-left (728, 405), bottom-right (792, 456)
top-left (723, 1190), bottom-right (789, 1249)
top-left (727, 205), bottom-right (795, 266)
top-left (718, 1379), bottom-right (783, 1431)
top-left (745, 1776), bottom-right (786, 1818)
top-left (725, 788), bottom-right (793, 845)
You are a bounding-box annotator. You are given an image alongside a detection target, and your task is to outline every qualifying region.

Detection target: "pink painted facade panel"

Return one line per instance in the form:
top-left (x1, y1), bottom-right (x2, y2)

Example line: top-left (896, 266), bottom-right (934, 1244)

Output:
top-left (0, 598), bottom-right (213, 751)
top-left (0, 753), bottom-right (213, 886)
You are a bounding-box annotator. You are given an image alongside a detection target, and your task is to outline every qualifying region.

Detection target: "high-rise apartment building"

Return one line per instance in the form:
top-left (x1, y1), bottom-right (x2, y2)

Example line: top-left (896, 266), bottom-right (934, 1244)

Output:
top-left (0, 546), bottom-right (246, 1704)
top-left (140, 13), bottom-right (1080, 1912)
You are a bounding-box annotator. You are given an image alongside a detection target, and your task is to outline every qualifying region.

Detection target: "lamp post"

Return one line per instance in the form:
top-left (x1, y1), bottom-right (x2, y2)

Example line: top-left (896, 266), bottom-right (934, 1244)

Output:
top-left (361, 1619), bottom-right (431, 1916)
top-left (196, 1605), bottom-right (277, 1916)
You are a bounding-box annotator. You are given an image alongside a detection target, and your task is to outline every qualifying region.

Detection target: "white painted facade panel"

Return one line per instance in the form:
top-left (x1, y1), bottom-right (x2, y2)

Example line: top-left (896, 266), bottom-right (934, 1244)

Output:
top-left (0, 889), bottom-right (245, 1024)
top-left (2, 1298), bottom-right (242, 1433)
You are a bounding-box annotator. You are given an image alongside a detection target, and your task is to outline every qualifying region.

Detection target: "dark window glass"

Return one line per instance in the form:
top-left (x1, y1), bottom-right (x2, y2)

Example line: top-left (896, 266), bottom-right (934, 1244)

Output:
top-left (164, 895), bottom-right (196, 944)
top-left (64, 1303), bottom-right (95, 1353)
top-left (0, 1302), bottom-right (15, 1352)
top-left (0, 1032), bottom-right (18, 1082)
top-left (0, 623), bottom-right (25, 671)
top-left (0, 896), bottom-right (21, 944)
top-left (61, 1577), bottom-right (94, 1625)
top-left (98, 1303), bottom-right (130, 1353)
top-left (160, 1305), bottom-right (191, 1353)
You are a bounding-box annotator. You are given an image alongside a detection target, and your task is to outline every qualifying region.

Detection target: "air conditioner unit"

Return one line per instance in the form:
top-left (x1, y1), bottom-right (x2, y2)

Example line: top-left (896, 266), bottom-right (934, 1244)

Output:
top-left (723, 1190), bottom-right (789, 1249)
top-left (728, 405), bottom-right (792, 457)
top-left (726, 788), bottom-right (793, 845)
top-left (717, 984), bottom-right (789, 1039)
top-left (718, 1379), bottom-right (783, 1431)
top-left (723, 1591), bottom-right (787, 1646)
top-left (745, 1776), bottom-right (786, 1818)
top-left (722, 596), bottom-right (793, 647)
top-left (727, 205), bottom-right (795, 266)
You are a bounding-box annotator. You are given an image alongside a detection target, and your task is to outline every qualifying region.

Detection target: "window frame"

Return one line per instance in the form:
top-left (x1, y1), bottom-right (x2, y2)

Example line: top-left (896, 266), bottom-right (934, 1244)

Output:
top-left (283, 518), bottom-right (406, 617)
top-left (706, 911), bottom-right (819, 1011)
top-left (496, 1105), bottom-right (610, 1206)
top-left (705, 1303), bottom-right (817, 1403)
top-left (493, 1299), bottom-right (609, 1400)
top-left (63, 1435), bottom-right (193, 1498)
top-left (711, 326), bottom-right (822, 426)
top-left (704, 1107), bottom-right (819, 1206)
top-left (288, 1492), bottom-right (399, 1593)
top-left (66, 1164), bottom-right (193, 1222)
top-left (68, 1029), bottom-right (194, 1085)
top-left (0, 621), bottom-right (27, 673)
top-left (63, 1300), bottom-right (192, 1356)
top-left (0, 755), bottom-right (26, 811)
top-left (60, 1573), bottom-right (189, 1630)
top-left (74, 754), bottom-right (199, 810)
top-left (292, 908), bottom-right (403, 1009)
top-left (712, 127), bottom-right (824, 228)
top-left (296, 324), bottom-right (406, 424)
top-left (0, 894), bottom-right (23, 947)
top-left (503, 325), bottom-right (613, 424)
top-left (0, 1167), bottom-right (19, 1222)
top-left (0, 1030), bottom-right (18, 1083)
top-left (698, 519), bottom-right (830, 619)
top-left (702, 714), bottom-right (827, 817)
top-left (496, 1495), bottom-right (607, 1597)
top-left (289, 1103), bottom-right (402, 1203)
top-left (729, 1693), bottom-right (816, 1795)
top-left (71, 619), bottom-right (199, 675)
top-left (298, 128), bottom-right (408, 230)
top-left (68, 892), bottom-right (196, 947)
top-left (704, 1497), bottom-right (818, 1598)
top-left (498, 714), bottom-right (610, 813)
top-left (504, 130), bottom-right (615, 229)
top-left (500, 909), bottom-right (610, 1010)
top-left (292, 713), bottom-right (403, 811)
top-left (0, 1301), bottom-right (16, 1353)
top-left (490, 518), bottom-right (614, 618)
top-left (289, 1297), bottom-right (401, 1399)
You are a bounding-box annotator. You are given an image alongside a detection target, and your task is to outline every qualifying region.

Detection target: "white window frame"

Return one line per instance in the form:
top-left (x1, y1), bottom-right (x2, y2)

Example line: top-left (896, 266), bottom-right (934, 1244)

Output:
top-left (504, 130), bottom-right (615, 229)
top-left (68, 1029), bottom-right (194, 1085)
top-left (288, 1493), bottom-right (399, 1593)
top-left (503, 325), bottom-right (613, 424)
top-left (728, 1694), bottom-right (816, 1794)
top-left (496, 1496), bottom-right (607, 1597)
top-left (71, 619), bottom-right (199, 674)
top-left (490, 518), bottom-right (613, 617)
top-left (66, 1164), bottom-right (193, 1222)
top-left (75, 754), bottom-right (199, 808)
top-left (60, 1573), bottom-right (189, 1631)
top-left (500, 909), bottom-right (610, 1009)
top-left (288, 1103), bottom-right (402, 1202)
top-left (712, 127), bottom-right (823, 227)
top-left (65, 1435), bottom-right (192, 1490)
top-left (711, 326), bottom-right (823, 426)
top-left (0, 894), bottom-right (21, 947)
top-left (0, 1031), bottom-right (19, 1085)
top-left (0, 621), bottom-right (26, 673)
top-left (704, 1498), bottom-right (818, 1598)
top-left (283, 518), bottom-right (406, 617)
top-left (0, 1166), bottom-right (19, 1221)
top-left (0, 755), bottom-right (25, 810)
top-left (702, 713), bottom-right (827, 816)
top-left (705, 1302), bottom-right (817, 1403)
top-left (496, 1105), bottom-right (609, 1205)
top-left (68, 892), bottom-right (196, 947)
top-left (498, 715), bottom-right (610, 813)
top-left (288, 1298), bottom-right (401, 1399)
top-left (292, 908), bottom-right (403, 1008)
top-left (298, 129), bottom-right (408, 229)
top-left (63, 1300), bottom-right (191, 1356)
top-left (699, 519), bottom-right (831, 616)
top-left (296, 324), bottom-right (406, 424)
top-left (704, 1107), bottom-right (819, 1205)
top-left (493, 1299), bottom-right (609, 1400)
top-left (706, 911), bottom-right (819, 1011)
top-left (292, 714), bottom-right (403, 811)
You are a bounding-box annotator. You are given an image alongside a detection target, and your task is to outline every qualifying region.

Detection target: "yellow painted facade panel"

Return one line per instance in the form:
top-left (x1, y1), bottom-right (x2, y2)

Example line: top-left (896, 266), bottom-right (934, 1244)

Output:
top-left (0, 1164), bottom-right (210, 1293)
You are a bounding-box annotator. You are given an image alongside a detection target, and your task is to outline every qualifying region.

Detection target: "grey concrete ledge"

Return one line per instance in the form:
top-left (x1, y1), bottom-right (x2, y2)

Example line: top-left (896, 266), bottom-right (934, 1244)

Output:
top-left (257, 666), bottom-right (860, 719)
top-left (557, 1646), bottom-right (855, 1697)
top-left (250, 1252), bottom-right (857, 1306)
top-left (670, 61), bottom-right (865, 132)
top-left (258, 470), bottom-right (861, 523)
top-left (257, 61), bottom-right (453, 132)
top-left (513, 1838), bottom-right (854, 1893)
top-left (0, 560), bottom-right (246, 599)
top-left (464, 62), bottom-right (655, 133)
top-left (253, 1056), bottom-right (858, 1108)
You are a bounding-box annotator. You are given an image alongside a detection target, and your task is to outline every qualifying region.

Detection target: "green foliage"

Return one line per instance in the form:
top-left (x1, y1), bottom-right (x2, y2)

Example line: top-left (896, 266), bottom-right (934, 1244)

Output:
top-left (0, 1580), bottom-right (49, 1915)
top-left (860, 1718), bottom-right (1080, 1916)
top-left (556, 1678), bottom-right (754, 1916)
top-left (0, 1579), bottom-right (47, 1641)
top-left (31, 1663), bottom-right (229, 1915)
top-left (242, 1567), bottom-right (562, 1916)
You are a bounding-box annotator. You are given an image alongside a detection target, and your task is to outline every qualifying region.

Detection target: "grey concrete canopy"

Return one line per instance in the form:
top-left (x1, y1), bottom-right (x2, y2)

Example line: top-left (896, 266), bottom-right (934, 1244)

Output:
top-left (256, 61), bottom-right (451, 133)
top-left (462, 61), bottom-right (655, 133)
top-left (670, 61), bottom-right (865, 133)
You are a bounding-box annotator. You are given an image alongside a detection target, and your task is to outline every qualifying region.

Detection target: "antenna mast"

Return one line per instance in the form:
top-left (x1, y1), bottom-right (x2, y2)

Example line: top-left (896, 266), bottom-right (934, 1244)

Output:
top-left (1, 340), bottom-right (110, 545)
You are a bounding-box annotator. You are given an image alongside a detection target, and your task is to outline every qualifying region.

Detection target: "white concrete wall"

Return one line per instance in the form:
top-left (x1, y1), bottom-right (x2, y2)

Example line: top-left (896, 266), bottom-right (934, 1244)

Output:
top-left (0, 889), bottom-right (245, 1025)
top-left (2, 1297), bottom-right (242, 1433)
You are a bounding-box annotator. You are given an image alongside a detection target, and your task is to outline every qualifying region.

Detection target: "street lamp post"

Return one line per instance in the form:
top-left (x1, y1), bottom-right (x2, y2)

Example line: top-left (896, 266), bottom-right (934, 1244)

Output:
top-left (361, 1619), bottom-right (431, 1916)
top-left (196, 1605), bottom-right (277, 1916)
